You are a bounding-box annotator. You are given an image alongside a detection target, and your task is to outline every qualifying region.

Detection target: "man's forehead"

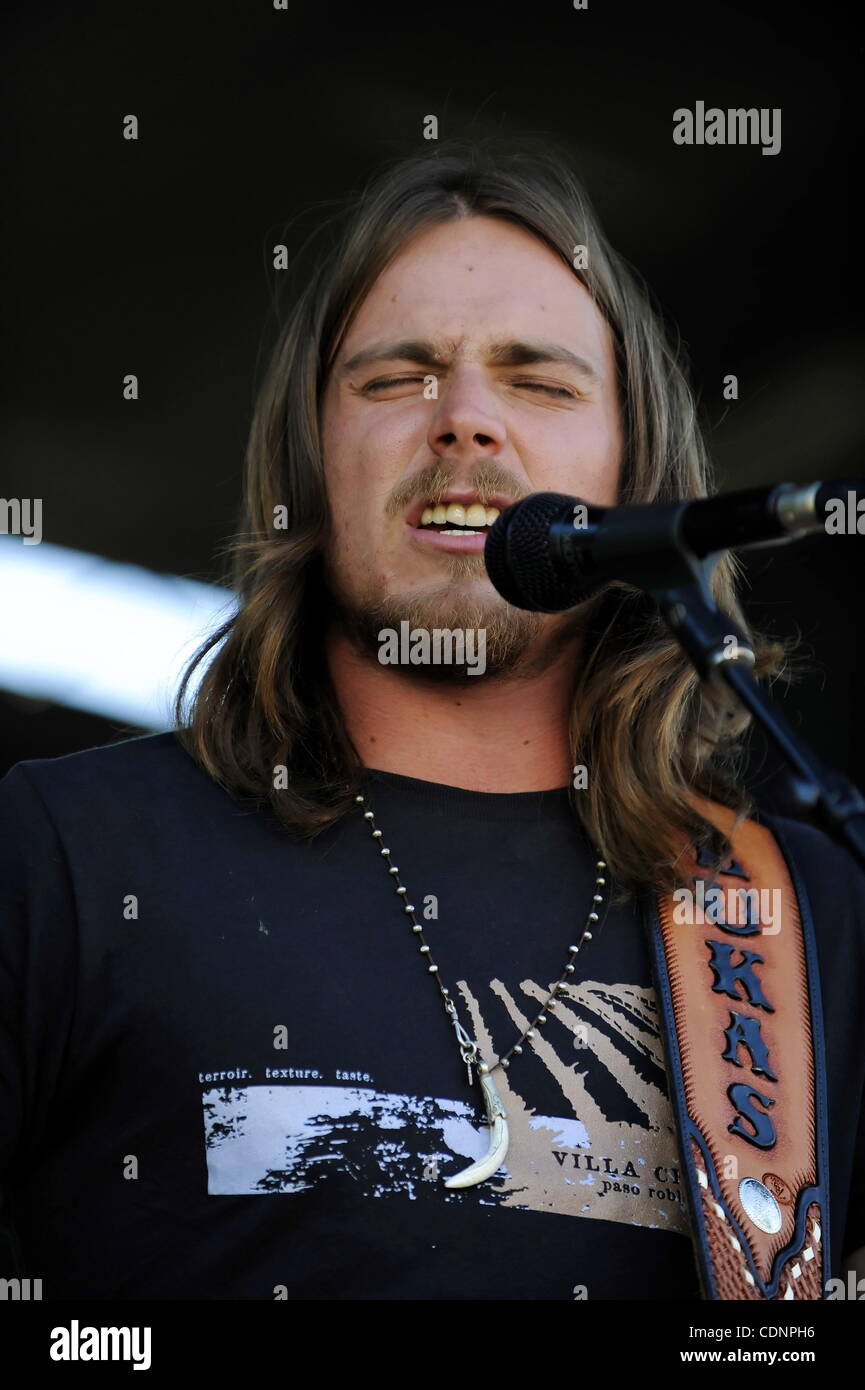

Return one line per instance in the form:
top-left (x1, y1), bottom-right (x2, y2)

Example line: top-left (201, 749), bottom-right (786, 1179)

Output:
top-left (351, 218), bottom-right (595, 317)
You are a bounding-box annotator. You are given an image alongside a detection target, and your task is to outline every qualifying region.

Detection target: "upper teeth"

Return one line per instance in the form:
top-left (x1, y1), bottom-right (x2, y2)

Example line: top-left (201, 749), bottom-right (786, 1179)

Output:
top-left (420, 503), bottom-right (500, 527)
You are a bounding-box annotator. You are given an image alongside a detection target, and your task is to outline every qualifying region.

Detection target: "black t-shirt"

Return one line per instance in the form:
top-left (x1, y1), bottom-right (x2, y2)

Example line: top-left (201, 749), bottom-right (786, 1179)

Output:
top-left (0, 731), bottom-right (863, 1300)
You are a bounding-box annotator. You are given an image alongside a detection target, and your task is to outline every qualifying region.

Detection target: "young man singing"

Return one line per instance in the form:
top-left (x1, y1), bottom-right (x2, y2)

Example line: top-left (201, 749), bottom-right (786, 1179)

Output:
top-left (1, 143), bottom-right (863, 1301)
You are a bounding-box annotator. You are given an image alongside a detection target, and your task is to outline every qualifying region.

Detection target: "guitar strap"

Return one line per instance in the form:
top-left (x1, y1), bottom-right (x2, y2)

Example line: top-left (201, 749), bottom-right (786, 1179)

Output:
top-left (648, 800), bottom-right (831, 1299)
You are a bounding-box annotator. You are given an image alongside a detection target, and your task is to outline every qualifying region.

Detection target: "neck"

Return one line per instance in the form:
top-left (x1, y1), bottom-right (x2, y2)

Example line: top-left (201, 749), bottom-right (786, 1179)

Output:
top-left (326, 628), bottom-right (579, 792)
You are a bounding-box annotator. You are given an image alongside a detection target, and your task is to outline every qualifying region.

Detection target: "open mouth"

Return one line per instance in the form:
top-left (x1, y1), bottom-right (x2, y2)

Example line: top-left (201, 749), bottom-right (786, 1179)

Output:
top-left (414, 501), bottom-right (502, 537)
top-left (419, 503), bottom-right (506, 533)
top-left (405, 491), bottom-right (516, 555)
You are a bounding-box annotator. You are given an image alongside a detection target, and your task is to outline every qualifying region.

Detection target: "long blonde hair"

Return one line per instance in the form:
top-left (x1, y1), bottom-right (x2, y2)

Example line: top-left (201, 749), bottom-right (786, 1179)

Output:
top-left (175, 139), bottom-right (783, 894)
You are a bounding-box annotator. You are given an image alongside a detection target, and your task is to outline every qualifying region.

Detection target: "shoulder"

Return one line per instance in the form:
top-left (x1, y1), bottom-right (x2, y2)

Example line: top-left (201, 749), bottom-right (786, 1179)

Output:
top-left (1, 729), bottom-right (192, 796)
top-left (756, 808), bottom-right (865, 899)
top-left (754, 807), bottom-right (865, 965)
top-left (0, 730), bottom-right (216, 838)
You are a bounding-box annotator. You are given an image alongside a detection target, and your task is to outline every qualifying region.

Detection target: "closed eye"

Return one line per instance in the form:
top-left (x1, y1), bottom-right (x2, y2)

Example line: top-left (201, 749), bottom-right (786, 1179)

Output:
top-left (515, 381), bottom-right (578, 399)
top-left (361, 375), bottom-right (427, 393)
top-left (361, 375), bottom-right (580, 398)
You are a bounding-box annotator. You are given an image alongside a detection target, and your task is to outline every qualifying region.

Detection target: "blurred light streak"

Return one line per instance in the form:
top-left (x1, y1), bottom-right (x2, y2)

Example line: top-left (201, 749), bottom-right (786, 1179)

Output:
top-left (0, 537), bottom-right (237, 729)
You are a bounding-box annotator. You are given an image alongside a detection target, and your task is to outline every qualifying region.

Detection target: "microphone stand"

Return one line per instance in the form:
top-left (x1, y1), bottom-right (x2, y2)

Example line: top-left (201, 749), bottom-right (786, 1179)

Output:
top-left (617, 503), bottom-right (865, 872)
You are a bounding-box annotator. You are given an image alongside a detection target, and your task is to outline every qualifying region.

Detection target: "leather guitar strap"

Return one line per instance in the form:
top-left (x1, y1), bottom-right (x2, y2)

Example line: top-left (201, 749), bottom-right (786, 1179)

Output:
top-left (647, 801), bottom-right (831, 1299)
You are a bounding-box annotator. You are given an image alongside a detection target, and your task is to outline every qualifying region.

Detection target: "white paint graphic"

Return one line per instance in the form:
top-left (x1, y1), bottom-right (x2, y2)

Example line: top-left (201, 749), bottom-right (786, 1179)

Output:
top-left (203, 1085), bottom-right (503, 1197)
top-left (200, 978), bottom-right (691, 1235)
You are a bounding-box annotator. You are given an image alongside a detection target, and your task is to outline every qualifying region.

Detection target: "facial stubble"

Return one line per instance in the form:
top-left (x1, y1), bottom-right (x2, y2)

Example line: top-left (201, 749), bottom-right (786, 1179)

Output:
top-left (328, 550), bottom-right (580, 686)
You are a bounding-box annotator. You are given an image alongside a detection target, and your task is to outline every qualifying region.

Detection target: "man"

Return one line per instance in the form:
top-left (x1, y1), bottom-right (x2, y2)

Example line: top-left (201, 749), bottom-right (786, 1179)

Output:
top-left (1, 142), bottom-right (863, 1301)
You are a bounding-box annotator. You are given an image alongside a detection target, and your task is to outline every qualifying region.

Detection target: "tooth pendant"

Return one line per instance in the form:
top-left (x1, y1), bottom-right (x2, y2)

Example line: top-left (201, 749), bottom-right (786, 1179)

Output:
top-left (444, 1061), bottom-right (509, 1189)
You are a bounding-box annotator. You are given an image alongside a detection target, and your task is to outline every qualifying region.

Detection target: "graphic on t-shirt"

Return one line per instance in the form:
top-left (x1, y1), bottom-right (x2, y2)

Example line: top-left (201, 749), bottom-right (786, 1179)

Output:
top-left (201, 977), bottom-right (689, 1235)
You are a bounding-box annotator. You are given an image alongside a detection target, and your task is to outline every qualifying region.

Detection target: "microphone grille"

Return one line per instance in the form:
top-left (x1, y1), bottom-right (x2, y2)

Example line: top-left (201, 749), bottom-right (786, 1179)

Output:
top-left (484, 492), bottom-right (578, 611)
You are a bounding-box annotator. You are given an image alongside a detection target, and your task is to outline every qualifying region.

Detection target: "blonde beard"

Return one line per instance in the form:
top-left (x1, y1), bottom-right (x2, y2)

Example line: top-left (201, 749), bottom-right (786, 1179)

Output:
top-left (330, 553), bottom-right (578, 685)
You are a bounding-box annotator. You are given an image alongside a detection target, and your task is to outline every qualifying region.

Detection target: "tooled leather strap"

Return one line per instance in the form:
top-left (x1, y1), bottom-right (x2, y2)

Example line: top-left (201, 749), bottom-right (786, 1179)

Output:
top-left (649, 802), bottom-right (830, 1300)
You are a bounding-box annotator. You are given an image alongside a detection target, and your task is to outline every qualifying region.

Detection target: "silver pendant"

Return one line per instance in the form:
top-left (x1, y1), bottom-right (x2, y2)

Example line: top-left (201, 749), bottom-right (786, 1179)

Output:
top-left (444, 1061), bottom-right (509, 1189)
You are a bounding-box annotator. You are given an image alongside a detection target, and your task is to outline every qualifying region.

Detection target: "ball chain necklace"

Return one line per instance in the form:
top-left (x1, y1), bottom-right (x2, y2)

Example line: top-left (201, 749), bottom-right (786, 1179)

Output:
top-left (355, 788), bottom-right (609, 1190)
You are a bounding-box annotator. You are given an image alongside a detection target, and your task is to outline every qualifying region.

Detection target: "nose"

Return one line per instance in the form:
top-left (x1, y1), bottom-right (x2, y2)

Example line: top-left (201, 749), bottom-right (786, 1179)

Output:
top-left (426, 365), bottom-right (507, 462)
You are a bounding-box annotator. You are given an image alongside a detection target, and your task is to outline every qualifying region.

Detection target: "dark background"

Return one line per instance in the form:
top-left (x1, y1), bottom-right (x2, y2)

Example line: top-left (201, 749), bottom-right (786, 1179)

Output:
top-left (2, 0), bottom-right (863, 814)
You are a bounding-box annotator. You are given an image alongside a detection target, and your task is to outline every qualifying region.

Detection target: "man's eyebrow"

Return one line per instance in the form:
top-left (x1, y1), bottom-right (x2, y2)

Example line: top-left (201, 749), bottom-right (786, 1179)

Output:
top-left (339, 337), bottom-right (601, 381)
top-left (485, 339), bottom-right (601, 381)
top-left (340, 339), bottom-right (449, 376)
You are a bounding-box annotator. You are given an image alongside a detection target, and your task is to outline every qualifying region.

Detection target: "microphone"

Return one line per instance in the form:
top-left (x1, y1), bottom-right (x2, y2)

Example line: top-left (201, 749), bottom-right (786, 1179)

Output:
top-left (484, 479), bottom-right (865, 612)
